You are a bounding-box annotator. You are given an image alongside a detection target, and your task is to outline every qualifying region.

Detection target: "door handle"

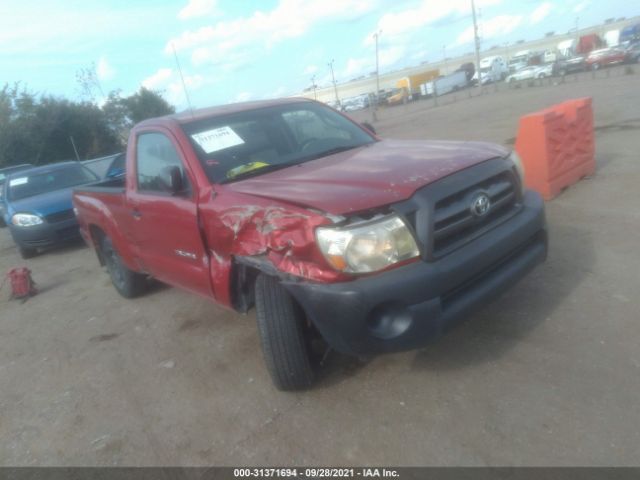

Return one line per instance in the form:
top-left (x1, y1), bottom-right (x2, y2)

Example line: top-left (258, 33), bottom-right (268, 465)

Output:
top-left (131, 209), bottom-right (142, 219)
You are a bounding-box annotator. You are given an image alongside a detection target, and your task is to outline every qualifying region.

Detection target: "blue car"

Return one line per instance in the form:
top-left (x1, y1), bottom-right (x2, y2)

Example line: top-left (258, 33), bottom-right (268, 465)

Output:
top-left (0, 164), bottom-right (34, 227)
top-left (2, 161), bottom-right (99, 258)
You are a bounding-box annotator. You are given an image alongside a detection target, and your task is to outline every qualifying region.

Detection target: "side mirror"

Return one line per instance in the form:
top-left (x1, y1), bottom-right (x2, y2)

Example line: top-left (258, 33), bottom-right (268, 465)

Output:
top-left (362, 122), bottom-right (377, 135)
top-left (159, 165), bottom-right (184, 194)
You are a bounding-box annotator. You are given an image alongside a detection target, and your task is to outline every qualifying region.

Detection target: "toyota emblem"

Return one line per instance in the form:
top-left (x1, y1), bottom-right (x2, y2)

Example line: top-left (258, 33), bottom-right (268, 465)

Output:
top-left (470, 193), bottom-right (491, 217)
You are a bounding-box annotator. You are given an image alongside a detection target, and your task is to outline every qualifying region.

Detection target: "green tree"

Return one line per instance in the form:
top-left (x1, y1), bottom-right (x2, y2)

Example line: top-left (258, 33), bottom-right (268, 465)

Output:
top-left (101, 87), bottom-right (175, 143)
top-left (0, 84), bottom-right (121, 167)
top-left (0, 83), bottom-right (175, 168)
top-left (122, 86), bottom-right (175, 124)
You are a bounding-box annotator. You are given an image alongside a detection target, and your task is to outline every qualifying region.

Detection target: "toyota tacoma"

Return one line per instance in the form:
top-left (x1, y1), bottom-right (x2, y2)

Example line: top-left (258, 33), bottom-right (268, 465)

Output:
top-left (73, 98), bottom-right (547, 390)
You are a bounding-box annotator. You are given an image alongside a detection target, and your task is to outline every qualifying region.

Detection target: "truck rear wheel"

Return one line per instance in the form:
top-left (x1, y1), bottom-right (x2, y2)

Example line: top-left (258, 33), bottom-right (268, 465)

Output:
top-left (100, 235), bottom-right (146, 298)
top-left (255, 274), bottom-right (315, 390)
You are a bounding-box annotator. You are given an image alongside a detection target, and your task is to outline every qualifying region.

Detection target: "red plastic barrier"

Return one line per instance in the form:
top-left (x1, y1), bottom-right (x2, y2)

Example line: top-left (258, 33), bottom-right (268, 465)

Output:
top-left (515, 97), bottom-right (595, 200)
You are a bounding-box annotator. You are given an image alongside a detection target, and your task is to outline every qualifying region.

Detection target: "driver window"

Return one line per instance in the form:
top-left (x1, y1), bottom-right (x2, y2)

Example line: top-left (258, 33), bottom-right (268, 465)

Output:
top-left (136, 132), bottom-right (189, 193)
top-left (282, 110), bottom-right (350, 145)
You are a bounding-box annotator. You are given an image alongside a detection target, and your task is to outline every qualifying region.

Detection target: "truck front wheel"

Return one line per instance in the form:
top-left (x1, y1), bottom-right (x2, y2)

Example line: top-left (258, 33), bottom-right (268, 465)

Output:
top-left (255, 274), bottom-right (315, 390)
top-left (100, 235), bottom-right (146, 298)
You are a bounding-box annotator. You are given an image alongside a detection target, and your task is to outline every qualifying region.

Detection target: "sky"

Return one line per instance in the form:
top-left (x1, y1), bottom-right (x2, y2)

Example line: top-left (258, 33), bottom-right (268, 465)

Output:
top-left (1, 0), bottom-right (637, 110)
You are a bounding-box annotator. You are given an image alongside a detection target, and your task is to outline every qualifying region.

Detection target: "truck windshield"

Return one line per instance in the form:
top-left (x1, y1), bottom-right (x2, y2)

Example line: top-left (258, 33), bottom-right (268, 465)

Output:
top-left (6, 164), bottom-right (98, 201)
top-left (181, 102), bottom-right (376, 184)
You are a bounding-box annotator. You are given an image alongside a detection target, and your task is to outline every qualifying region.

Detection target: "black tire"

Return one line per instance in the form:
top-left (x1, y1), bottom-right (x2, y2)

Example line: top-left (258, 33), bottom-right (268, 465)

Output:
top-left (100, 235), bottom-right (146, 298)
top-left (254, 274), bottom-right (315, 390)
top-left (18, 245), bottom-right (37, 259)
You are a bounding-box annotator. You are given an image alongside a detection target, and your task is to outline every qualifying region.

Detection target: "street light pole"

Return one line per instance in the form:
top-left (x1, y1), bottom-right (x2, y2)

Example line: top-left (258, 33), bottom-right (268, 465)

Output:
top-left (373, 30), bottom-right (381, 101)
top-left (442, 45), bottom-right (447, 74)
top-left (471, 0), bottom-right (482, 89)
top-left (311, 74), bottom-right (317, 100)
top-left (328, 59), bottom-right (339, 107)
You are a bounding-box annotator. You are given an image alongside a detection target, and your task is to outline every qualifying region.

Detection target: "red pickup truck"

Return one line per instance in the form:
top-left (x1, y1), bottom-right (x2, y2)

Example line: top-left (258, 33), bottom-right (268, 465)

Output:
top-left (73, 98), bottom-right (547, 390)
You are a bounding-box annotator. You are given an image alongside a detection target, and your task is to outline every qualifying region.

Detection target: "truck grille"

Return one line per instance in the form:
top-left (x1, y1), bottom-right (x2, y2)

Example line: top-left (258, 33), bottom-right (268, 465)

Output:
top-left (45, 209), bottom-right (75, 224)
top-left (391, 158), bottom-right (523, 262)
top-left (432, 172), bottom-right (517, 257)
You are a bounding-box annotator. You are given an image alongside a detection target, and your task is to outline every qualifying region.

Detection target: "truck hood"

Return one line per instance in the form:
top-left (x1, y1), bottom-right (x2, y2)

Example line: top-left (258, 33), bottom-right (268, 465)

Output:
top-left (6, 187), bottom-right (75, 218)
top-left (225, 139), bottom-right (509, 215)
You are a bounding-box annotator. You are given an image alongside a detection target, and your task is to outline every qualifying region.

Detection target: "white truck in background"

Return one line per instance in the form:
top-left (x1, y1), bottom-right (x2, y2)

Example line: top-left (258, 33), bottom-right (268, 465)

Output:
top-left (604, 29), bottom-right (620, 47)
top-left (473, 56), bottom-right (509, 84)
top-left (420, 71), bottom-right (468, 97)
top-left (557, 39), bottom-right (575, 57)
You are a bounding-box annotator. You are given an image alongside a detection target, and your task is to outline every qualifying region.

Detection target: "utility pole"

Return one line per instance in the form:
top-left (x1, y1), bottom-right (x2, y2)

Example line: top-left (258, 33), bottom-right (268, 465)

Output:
top-left (442, 45), bottom-right (447, 74)
top-left (328, 59), bottom-right (339, 107)
top-left (311, 74), bottom-right (317, 100)
top-left (471, 0), bottom-right (482, 88)
top-left (373, 30), bottom-right (382, 102)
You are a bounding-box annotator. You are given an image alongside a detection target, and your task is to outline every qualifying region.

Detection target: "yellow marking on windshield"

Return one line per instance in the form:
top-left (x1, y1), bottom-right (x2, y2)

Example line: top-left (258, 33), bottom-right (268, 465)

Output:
top-left (226, 162), bottom-right (270, 179)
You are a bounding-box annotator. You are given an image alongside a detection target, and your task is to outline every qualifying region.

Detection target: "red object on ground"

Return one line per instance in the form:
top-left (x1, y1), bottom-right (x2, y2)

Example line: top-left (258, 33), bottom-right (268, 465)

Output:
top-left (515, 97), bottom-right (596, 200)
top-left (7, 267), bottom-right (37, 299)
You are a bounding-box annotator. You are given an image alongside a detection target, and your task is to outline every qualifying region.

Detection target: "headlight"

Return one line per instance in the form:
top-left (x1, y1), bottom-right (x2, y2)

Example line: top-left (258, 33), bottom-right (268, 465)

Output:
top-left (510, 150), bottom-right (525, 194)
top-left (12, 213), bottom-right (44, 227)
top-left (316, 215), bottom-right (420, 273)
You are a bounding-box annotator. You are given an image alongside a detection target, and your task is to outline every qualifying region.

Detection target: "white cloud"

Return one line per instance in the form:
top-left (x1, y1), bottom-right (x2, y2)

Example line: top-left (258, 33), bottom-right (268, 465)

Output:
top-left (142, 68), bottom-right (205, 106)
top-left (96, 56), bottom-right (115, 81)
top-left (455, 14), bottom-right (523, 46)
top-left (355, 0), bottom-right (502, 75)
top-left (342, 58), bottom-right (371, 79)
top-left (262, 86), bottom-right (288, 99)
top-left (235, 91), bottom-right (253, 102)
top-left (178, 0), bottom-right (219, 20)
top-left (0, 3), bottom-right (172, 56)
top-left (142, 68), bottom-right (173, 90)
top-left (363, 0), bottom-right (502, 47)
top-left (573, 0), bottom-right (590, 13)
top-left (167, 0), bottom-right (377, 72)
top-left (410, 49), bottom-right (428, 63)
top-left (379, 46), bottom-right (405, 68)
top-left (530, 2), bottom-right (552, 24)
top-left (304, 65), bottom-right (319, 75)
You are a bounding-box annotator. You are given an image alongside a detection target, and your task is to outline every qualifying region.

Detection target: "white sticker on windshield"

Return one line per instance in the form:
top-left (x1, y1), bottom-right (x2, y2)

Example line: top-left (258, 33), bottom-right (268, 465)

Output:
top-left (9, 177), bottom-right (28, 186)
top-left (191, 126), bottom-right (245, 154)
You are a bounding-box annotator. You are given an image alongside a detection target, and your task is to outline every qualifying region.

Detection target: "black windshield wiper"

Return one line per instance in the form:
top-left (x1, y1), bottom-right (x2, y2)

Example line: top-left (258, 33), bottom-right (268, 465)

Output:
top-left (299, 144), bottom-right (364, 162)
top-left (219, 163), bottom-right (295, 183)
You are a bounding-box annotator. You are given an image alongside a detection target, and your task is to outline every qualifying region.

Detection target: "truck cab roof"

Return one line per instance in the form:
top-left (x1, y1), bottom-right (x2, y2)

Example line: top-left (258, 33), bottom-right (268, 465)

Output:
top-left (139, 97), bottom-right (314, 128)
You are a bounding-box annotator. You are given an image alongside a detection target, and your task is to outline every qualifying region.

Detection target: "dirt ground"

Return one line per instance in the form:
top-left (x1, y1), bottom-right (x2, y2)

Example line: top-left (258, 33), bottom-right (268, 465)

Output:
top-left (1, 67), bottom-right (639, 466)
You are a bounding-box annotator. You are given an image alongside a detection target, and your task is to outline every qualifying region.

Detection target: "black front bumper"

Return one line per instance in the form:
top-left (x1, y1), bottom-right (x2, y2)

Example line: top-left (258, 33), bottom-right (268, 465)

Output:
top-left (284, 191), bottom-right (547, 356)
top-left (9, 217), bottom-right (80, 249)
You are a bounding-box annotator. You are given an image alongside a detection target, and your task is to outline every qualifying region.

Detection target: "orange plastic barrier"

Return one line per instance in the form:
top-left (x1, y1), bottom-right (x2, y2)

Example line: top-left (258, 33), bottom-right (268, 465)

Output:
top-left (515, 97), bottom-right (595, 200)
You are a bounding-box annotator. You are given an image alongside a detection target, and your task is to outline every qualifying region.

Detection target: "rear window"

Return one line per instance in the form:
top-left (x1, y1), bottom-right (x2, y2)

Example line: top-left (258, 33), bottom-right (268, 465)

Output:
top-left (0, 165), bottom-right (33, 183)
top-left (7, 164), bottom-right (98, 201)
